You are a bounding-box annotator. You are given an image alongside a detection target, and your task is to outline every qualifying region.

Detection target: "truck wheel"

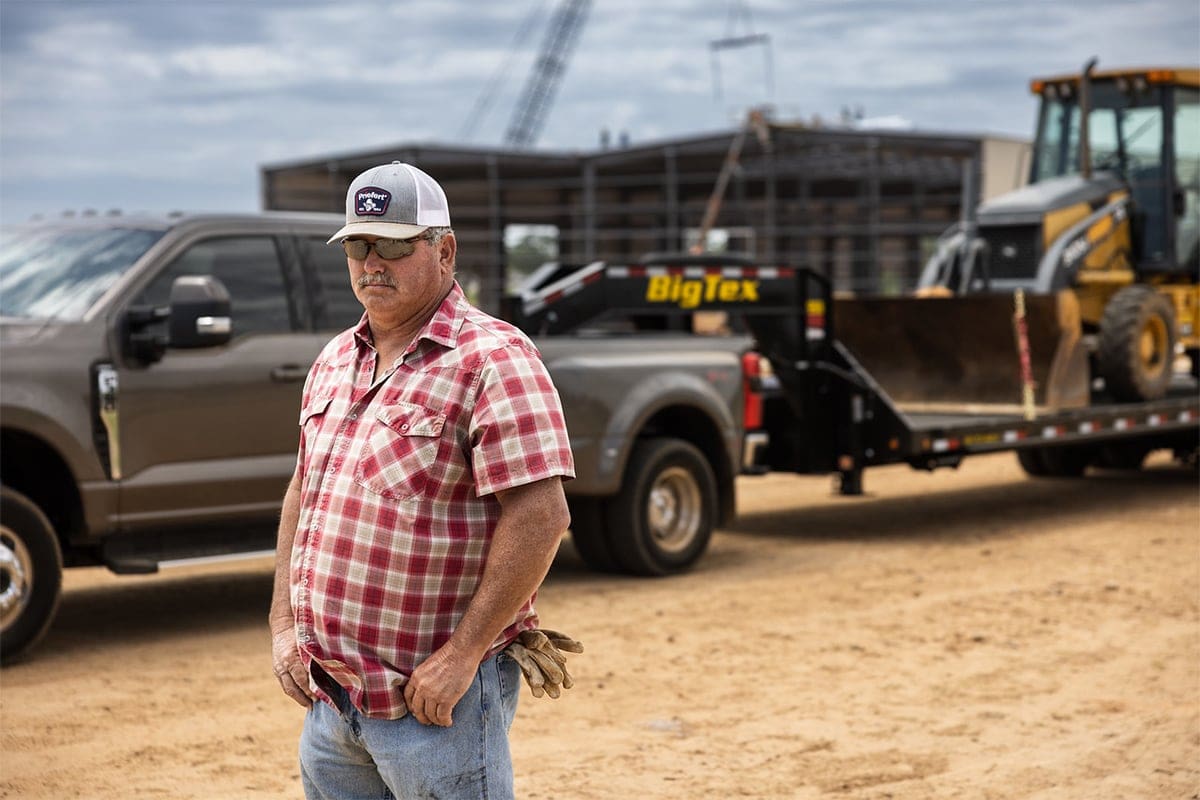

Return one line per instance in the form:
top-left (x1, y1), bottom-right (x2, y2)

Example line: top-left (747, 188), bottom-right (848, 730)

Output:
top-left (607, 438), bottom-right (716, 576)
top-left (567, 498), bottom-right (621, 573)
top-left (0, 487), bottom-right (63, 663)
top-left (1096, 285), bottom-right (1177, 401)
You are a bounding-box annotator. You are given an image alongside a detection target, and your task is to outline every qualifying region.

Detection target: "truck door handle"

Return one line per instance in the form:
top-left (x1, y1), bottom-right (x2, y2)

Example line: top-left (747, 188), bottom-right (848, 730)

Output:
top-left (271, 364), bottom-right (308, 382)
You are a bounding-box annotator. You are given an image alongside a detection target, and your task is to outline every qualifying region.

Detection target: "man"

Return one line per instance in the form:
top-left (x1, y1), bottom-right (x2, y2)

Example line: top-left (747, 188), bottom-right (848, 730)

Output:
top-left (269, 161), bottom-right (576, 799)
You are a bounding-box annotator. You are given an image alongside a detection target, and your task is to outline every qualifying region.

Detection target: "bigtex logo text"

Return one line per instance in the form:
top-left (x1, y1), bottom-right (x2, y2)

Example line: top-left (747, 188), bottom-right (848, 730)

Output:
top-left (645, 275), bottom-right (760, 309)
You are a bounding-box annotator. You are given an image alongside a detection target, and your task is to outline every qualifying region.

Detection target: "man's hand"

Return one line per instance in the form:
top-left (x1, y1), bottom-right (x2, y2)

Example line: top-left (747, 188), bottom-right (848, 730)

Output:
top-left (403, 644), bottom-right (478, 727)
top-left (271, 626), bottom-right (315, 709)
top-left (505, 628), bottom-right (584, 699)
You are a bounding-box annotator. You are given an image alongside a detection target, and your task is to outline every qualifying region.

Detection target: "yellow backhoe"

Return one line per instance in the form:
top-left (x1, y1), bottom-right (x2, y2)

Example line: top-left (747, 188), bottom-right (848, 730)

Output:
top-left (849, 61), bottom-right (1199, 410)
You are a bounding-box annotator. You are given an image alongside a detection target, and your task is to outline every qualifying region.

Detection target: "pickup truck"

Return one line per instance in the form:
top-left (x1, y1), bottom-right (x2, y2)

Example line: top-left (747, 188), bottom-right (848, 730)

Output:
top-left (0, 214), bottom-right (760, 661)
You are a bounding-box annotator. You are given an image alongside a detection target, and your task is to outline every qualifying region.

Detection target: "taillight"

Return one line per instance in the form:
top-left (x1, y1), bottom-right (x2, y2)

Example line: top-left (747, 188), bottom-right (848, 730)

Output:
top-left (741, 351), bottom-right (764, 430)
top-left (806, 298), bottom-right (826, 331)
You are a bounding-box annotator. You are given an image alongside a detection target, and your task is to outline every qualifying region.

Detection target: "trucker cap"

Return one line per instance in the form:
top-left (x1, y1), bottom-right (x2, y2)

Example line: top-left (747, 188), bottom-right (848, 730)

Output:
top-left (326, 161), bottom-right (451, 244)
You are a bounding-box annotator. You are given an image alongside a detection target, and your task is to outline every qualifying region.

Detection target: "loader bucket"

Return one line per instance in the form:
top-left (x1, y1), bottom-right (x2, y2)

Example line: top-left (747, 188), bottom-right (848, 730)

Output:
top-left (832, 290), bottom-right (1090, 412)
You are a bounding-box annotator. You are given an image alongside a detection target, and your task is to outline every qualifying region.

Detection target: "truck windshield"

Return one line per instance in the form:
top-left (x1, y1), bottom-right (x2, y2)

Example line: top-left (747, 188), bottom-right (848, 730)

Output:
top-left (0, 226), bottom-right (165, 320)
top-left (1033, 82), bottom-right (1166, 183)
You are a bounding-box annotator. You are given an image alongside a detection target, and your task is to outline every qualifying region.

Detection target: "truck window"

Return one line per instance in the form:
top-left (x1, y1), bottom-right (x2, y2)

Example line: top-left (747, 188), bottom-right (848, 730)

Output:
top-left (1176, 87), bottom-right (1199, 270)
top-left (0, 226), bottom-right (164, 320)
top-left (135, 236), bottom-right (294, 336)
top-left (296, 236), bottom-right (363, 331)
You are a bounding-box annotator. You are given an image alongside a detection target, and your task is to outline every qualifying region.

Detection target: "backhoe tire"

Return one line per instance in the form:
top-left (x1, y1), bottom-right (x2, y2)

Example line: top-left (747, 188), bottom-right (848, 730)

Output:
top-left (567, 498), bottom-right (621, 573)
top-left (1096, 285), bottom-right (1177, 402)
top-left (606, 438), bottom-right (716, 577)
top-left (0, 487), bottom-right (63, 663)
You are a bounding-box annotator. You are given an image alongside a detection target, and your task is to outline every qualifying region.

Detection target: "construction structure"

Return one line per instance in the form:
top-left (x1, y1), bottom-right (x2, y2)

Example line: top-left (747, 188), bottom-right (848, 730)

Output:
top-left (261, 122), bottom-right (1026, 312)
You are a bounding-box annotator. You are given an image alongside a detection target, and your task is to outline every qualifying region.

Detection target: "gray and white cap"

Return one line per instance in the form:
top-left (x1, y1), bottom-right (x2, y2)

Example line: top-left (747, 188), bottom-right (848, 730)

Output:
top-left (326, 161), bottom-right (451, 244)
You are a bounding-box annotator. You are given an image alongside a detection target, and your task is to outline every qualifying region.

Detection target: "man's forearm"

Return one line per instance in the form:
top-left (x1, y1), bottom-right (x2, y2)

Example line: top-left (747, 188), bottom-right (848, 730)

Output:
top-left (270, 471), bottom-right (316, 708)
top-left (445, 477), bottom-right (570, 662)
top-left (269, 473), bottom-right (303, 634)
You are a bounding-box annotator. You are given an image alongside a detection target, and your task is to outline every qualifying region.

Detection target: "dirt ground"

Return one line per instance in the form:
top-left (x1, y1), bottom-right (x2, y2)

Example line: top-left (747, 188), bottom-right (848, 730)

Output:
top-left (2, 451), bottom-right (1197, 799)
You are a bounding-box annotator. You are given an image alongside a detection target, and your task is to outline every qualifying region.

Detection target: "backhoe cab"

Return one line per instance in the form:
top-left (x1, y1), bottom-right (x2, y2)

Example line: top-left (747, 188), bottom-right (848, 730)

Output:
top-left (918, 62), bottom-right (1199, 403)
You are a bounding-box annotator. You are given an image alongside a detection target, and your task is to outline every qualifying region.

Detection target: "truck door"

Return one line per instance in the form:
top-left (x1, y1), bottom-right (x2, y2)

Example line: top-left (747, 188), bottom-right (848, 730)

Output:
top-left (114, 234), bottom-right (329, 530)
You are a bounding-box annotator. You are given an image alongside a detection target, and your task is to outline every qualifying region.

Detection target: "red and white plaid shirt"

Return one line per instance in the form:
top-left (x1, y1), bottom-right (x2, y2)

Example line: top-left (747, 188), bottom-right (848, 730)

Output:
top-left (291, 282), bottom-right (574, 719)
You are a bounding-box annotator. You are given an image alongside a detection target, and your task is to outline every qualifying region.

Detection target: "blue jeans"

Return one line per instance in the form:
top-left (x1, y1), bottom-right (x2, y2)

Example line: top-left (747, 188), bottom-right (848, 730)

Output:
top-left (300, 654), bottom-right (521, 800)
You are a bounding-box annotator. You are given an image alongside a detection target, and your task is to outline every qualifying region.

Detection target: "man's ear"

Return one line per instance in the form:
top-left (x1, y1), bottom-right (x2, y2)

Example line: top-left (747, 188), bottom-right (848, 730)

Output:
top-left (437, 232), bottom-right (457, 274)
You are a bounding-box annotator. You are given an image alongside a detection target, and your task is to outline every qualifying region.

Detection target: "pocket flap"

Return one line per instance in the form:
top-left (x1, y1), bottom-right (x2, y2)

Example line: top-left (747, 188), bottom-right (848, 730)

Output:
top-left (299, 395), bottom-right (332, 426)
top-left (375, 403), bottom-right (445, 437)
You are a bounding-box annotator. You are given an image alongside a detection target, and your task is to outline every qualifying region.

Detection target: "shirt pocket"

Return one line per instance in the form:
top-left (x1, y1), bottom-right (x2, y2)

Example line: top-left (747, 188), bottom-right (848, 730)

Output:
top-left (353, 402), bottom-right (446, 501)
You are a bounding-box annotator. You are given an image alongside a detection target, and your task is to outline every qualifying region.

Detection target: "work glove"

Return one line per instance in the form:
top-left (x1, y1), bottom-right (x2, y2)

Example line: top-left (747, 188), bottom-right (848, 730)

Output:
top-left (504, 628), bottom-right (584, 699)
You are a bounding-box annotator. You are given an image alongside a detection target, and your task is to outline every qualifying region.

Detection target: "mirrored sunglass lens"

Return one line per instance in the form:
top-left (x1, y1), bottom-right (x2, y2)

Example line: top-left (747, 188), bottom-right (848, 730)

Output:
top-left (373, 239), bottom-right (417, 259)
top-left (343, 240), bottom-right (370, 259)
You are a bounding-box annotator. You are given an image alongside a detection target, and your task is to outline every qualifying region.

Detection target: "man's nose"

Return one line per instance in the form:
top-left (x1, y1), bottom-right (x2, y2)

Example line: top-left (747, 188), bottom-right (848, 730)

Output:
top-left (363, 248), bottom-right (388, 271)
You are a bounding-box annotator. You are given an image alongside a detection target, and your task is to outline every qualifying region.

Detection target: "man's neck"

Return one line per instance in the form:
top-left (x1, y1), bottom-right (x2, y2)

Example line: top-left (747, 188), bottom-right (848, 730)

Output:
top-left (366, 285), bottom-right (452, 371)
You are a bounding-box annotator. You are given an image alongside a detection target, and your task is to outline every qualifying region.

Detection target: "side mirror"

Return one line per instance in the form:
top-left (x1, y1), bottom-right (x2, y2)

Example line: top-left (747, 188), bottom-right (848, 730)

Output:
top-left (168, 275), bottom-right (232, 348)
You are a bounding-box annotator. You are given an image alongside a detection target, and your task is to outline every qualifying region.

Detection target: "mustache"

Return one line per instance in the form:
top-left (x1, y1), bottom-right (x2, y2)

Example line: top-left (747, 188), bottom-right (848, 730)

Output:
top-left (357, 274), bottom-right (396, 288)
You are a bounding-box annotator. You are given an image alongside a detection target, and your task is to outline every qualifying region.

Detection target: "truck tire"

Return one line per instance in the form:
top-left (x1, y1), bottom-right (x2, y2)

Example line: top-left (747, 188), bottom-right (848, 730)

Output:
top-left (606, 438), bottom-right (716, 576)
top-left (0, 486), bottom-right (63, 663)
top-left (1096, 285), bottom-right (1177, 402)
top-left (567, 498), bottom-right (621, 573)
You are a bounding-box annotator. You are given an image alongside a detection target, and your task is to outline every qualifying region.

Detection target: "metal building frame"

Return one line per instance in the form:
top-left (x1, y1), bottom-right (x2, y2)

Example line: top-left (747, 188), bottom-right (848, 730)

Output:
top-left (260, 125), bottom-right (981, 312)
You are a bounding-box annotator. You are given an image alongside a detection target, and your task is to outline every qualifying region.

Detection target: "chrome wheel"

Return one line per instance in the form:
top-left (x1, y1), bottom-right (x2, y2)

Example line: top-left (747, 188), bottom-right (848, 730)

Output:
top-left (646, 466), bottom-right (703, 554)
top-left (0, 487), bottom-right (63, 662)
top-left (0, 524), bottom-right (33, 633)
top-left (609, 438), bottom-right (716, 576)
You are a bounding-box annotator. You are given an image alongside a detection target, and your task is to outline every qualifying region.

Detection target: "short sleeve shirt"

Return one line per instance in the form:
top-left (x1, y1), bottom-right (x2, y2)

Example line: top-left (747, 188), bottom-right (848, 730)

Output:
top-left (292, 282), bottom-right (574, 719)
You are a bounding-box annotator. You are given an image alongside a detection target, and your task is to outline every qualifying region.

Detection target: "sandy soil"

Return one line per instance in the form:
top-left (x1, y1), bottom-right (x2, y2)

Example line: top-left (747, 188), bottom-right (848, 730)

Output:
top-left (2, 452), bottom-right (1197, 799)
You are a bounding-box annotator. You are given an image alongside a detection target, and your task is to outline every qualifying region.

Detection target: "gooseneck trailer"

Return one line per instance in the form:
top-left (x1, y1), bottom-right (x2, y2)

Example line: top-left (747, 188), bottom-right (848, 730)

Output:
top-left (510, 253), bottom-right (1199, 496)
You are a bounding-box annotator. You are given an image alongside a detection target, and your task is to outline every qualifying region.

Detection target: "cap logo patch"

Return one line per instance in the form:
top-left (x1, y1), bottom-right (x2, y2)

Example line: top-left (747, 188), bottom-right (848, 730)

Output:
top-left (355, 186), bottom-right (391, 216)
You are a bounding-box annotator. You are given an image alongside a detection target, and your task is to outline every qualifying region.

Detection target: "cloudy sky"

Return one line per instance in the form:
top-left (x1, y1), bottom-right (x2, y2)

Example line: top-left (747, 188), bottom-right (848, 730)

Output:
top-left (1, 0), bottom-right (1197, 225)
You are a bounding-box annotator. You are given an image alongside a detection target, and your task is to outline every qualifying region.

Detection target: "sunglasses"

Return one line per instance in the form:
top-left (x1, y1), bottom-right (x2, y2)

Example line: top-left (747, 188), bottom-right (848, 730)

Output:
top-left (341, 233), bottom-right (431, 260)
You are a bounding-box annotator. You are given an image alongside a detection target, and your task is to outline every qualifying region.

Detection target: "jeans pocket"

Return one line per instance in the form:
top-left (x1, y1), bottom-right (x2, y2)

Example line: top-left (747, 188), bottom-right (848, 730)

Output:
top-left (494, 653), bottom-right (521, 730)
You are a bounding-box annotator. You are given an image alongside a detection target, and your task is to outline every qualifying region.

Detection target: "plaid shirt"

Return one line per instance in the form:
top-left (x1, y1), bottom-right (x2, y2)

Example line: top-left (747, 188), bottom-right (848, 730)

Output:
top-left (291, 282), bottom-right (574, 719)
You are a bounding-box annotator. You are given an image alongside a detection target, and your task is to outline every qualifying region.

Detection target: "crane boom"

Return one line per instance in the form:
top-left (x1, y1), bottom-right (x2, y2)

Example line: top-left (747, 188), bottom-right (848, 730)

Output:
top-left (503, 0), bottom-right (591, 149)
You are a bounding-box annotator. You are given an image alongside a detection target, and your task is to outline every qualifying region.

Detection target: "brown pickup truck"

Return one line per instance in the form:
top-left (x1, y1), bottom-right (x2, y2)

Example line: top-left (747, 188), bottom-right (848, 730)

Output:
top-left (0, 214), bottom-right (761, 660)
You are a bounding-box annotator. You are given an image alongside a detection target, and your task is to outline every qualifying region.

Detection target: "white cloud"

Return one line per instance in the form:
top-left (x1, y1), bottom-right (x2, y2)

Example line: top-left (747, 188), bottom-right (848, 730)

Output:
top-left (1, 0), bottom-right (1197, 224)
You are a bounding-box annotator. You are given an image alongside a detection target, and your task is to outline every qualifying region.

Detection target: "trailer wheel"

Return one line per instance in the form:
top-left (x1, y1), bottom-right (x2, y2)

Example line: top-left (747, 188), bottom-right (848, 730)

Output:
top-left (0, 487), bottom-right (63, 663)
top-left (1094, 441), bottom-right (1150, 470)
top-left (1017, 445), bottom-right (1090, 478)
top-left (1097, 285), bottom-right (1177, 401)
top-left (607, 438), bottom-right (716, 576)
top-left (1016, 448), bottom-right (1051, 476)
top-left (567, 498), bottom-right (621, 573)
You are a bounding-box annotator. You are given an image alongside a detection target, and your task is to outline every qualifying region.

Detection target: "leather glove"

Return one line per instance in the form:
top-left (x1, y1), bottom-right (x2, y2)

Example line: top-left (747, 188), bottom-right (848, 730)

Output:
top-left (504, 628), bottom-right (584, 699)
